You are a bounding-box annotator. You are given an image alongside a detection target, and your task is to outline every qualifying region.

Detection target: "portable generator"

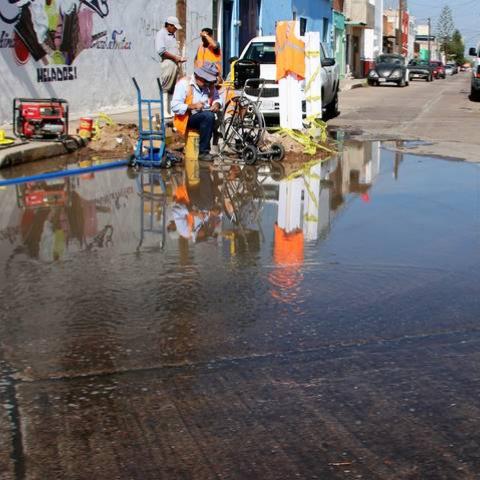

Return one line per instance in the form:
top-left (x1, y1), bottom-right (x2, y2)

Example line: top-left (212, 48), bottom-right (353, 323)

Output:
top-left (233, 59), bottom-right (260, 89)
top-left (13, 98), bottom-right (69, 140)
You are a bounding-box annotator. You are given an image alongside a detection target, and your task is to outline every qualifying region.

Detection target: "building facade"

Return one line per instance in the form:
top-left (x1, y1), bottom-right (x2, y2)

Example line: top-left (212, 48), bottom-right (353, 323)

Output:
top-left (0, 0), bottom-right (213, 123)
top-left (333, 0), bottom-right (347, 78)
top-left (344, 0), bottom-right (382, 78)
top-left (415, 24), bottom-right (442, 62)
top-left (217, 0), bottom-right (334, 72)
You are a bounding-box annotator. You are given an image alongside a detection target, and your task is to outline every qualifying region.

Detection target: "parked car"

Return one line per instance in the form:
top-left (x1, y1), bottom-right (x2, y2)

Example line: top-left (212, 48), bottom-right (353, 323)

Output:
top-left (367, 54), bottom-right (409, 87)
top-left (408, 59), bottom-right (434, 82)
top-left (431, 61), bottom-right (446, 79)
top-left (445, 64), bottom-right (455, 75)
top-left (468, 44), bottom-right (480, 100)
top-left (235, 36), bottom-right (340, 119)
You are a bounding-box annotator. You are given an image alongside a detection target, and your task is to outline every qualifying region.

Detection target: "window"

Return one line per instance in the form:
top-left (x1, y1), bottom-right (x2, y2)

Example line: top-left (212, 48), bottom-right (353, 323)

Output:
top-left (243, 42), bottom-right (276, 64)
top-left (322, 17), bottom-right (329, 43)
top-left (300, 17), bottom-right (307, 36)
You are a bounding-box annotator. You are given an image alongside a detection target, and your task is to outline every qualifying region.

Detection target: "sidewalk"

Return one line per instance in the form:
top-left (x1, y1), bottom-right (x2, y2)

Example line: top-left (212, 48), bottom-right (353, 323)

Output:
top-left (340, 77), bottom-right (367, 92)
top-left (0, 109), bottom-right (141, 169)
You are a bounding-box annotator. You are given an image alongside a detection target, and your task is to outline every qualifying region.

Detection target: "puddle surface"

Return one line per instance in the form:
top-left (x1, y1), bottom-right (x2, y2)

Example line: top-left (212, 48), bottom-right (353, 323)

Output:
top-left (1, 140), bottom-right (480, 478)
top-left (0, 140), bottom-right (479, 372)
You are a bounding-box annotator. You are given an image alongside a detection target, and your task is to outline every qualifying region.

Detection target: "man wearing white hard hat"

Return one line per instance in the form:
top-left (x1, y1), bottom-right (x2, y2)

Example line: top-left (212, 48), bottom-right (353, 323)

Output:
top-left (155, 16), bottom-right (186, 117)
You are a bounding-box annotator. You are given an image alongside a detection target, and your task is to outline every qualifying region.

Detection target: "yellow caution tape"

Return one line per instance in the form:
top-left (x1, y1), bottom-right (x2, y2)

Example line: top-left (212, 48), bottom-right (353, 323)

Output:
top-left (285, 158), bottom-right (328, 182)
top-left (273, 127), bottom-right (336, 156)
top-left (304, 213), bottom-right (318, 222)
top-left (305, 116), bottom-right (329, 144)
top-left (0, 129), bottom-right (15, 146)
top-left (304, 65), bottom-right (321, 94)
top-left (92, 113), bottom-right (115, 140)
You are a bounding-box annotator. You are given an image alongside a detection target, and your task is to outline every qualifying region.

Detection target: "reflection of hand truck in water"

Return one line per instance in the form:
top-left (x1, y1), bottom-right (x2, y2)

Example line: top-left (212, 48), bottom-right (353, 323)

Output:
top-left (220, 78), bottom-right (285, 165)
top-left (135, 171), bottom-right (168, 251)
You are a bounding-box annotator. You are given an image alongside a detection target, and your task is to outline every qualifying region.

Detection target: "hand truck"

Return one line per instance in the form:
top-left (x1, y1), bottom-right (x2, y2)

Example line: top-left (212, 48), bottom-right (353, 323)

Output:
top-left (130, 77), bottom-right (178, 168)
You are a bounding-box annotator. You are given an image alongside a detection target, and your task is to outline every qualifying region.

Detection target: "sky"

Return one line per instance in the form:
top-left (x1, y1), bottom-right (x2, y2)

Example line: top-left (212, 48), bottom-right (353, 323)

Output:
top-left (385, 0), bottom-right (480, 48)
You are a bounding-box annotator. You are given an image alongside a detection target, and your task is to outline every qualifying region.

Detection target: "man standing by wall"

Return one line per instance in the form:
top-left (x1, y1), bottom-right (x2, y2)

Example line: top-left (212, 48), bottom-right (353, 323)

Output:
top-left (194, 28), bottom-right (222, 78)
top-left (156, 16), bottom-right (187, 117)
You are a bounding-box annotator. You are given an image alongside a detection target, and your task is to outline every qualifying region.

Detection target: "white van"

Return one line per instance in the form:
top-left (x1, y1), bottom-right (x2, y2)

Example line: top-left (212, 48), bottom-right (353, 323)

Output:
top-left (235, 36), bottom-right (340, 119)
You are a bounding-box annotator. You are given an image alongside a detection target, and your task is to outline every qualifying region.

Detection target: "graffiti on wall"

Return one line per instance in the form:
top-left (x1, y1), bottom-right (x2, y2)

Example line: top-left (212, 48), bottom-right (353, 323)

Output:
top-left (0, 0), bottom-right (132, 82)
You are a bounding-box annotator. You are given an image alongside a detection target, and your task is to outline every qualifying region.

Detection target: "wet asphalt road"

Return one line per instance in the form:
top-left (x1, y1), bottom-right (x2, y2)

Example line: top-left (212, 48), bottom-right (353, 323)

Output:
top-left (0, 142), bottom-right (480, 479)
top-left (330, 73), bottom-right (480, 162)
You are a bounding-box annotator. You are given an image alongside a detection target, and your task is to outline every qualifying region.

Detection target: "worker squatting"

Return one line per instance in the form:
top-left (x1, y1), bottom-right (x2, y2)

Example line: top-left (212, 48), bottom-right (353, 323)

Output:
top-left (37, 66), bottom-right (78, 83)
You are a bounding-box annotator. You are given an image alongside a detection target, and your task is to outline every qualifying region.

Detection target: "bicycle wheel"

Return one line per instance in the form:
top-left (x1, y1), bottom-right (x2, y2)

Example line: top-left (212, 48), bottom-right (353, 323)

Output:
top-left (222, 96), bottom-right (266, 154)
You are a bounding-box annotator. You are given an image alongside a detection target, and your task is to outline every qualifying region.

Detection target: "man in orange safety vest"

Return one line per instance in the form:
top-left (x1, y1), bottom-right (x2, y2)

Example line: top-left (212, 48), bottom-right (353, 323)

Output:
top-left (194, 28), bottom-right (222, 78)
top-left (171, 62), bottom-right (222, 162)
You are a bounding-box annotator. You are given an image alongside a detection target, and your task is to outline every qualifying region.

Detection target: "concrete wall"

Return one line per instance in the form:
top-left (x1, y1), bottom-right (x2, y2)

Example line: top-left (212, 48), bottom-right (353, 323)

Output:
top-left (0, 0), bottom-right (211, 125)
top-left (261, 0), bottom-right (292, 36)
top-left (345, 0), bottom-right (375, 28)
top-left (373, 0), bottom-right (383, 59)
top-left (260, 0), bottom-right (333, 55)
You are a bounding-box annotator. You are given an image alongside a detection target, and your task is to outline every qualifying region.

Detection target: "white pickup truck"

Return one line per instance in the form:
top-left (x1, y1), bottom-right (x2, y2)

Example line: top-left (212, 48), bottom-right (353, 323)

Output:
top-left (235, 35), bottom-right (340, 119)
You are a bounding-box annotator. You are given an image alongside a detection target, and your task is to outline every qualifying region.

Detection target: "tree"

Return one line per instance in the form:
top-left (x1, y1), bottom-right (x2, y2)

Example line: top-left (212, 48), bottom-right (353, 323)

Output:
top-left (447, 29), bottom-right (465, 65)
top-left (436, 5), bottom-right (455, 54)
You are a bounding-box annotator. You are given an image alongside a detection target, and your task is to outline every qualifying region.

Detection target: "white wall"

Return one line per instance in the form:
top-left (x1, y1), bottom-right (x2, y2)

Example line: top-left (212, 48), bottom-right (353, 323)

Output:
top-left (0, 0), bottom-right (211, 125)
top-left (373, 0), bottom-right (383, 58)
top-left (363, 28), bottom-right (374, 60)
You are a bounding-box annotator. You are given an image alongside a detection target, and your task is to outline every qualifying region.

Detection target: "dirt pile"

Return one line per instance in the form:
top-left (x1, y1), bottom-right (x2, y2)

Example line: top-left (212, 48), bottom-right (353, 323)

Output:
top-left (79, 121), bottom-right (336, 172)
top-left (86, 123), bottom-right (138, 156)
top-left (262, 130), bottom-right (336, 168)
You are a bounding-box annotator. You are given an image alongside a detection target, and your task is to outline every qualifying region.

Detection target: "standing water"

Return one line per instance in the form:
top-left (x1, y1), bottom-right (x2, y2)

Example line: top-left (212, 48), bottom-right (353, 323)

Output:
top-left (0, 140), bottom-right (479, 479)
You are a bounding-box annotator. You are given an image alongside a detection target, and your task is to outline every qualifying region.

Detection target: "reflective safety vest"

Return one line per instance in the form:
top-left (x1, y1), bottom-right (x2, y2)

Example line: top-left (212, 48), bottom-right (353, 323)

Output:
top-left (173, 78), bottom-right (216, 136)
top-left (194, 44), bottom-right (222, 77)
top-left (275, 21), bottom-right (305, 81)
top-left (173, 81), bottom-right (193, 136)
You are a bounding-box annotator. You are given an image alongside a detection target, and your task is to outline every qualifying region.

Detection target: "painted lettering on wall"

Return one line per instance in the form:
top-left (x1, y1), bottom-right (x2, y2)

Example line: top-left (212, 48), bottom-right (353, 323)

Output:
top-left (0, 1), bottom-right (131, 83)
top-left (139, 17), bottom-right (161, 38)
top-left (37, 66), bottom-right (78, 83)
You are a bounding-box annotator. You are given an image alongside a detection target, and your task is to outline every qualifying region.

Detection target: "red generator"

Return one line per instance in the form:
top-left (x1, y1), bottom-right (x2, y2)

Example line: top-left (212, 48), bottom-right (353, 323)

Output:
top-left (13, 98), bottom-right (69, 140)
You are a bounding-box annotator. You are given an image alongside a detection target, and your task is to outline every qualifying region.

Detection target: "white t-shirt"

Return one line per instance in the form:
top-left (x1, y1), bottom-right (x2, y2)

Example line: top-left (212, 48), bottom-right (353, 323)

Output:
top-left (155, 28), bottom-right (180, 60)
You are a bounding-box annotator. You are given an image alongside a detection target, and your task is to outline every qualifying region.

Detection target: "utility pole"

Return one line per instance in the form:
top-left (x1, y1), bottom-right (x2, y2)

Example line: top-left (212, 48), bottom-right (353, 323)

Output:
top-left (427, 17), bottom-right (431, 62)
top-left (398, 0), bottom-right (404, 55)
top-left (176, 0), bottom-right (186, 73)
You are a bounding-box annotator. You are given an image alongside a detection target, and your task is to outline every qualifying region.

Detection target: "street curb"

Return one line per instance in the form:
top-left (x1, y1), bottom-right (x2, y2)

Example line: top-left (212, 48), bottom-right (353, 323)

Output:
top-left (351, 82), bottom-right (367, 89)
top-left (0, 136), bottom-right (87, 169)
top-left (340, 80), bottom-right (367, 92)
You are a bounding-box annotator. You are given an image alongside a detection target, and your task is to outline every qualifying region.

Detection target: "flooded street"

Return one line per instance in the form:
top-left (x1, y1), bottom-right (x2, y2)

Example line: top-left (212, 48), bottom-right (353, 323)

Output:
top-left (1, 141), bottom-right (480, 479)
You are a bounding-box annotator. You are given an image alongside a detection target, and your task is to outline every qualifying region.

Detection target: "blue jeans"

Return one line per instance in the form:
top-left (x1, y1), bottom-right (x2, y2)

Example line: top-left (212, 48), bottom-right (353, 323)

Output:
top-left (187, 110), bottom-right (215, 153)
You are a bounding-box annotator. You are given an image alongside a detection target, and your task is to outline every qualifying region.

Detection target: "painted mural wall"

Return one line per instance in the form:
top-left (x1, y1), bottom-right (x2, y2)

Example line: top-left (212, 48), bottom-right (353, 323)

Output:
top-left (0, 0), bottom-right (212, 124)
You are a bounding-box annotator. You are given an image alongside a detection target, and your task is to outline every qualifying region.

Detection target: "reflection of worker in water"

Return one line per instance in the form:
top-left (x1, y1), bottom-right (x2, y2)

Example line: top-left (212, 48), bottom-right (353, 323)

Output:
top-left (167, 169), bottom-right (222, 242)
top-left (194, 28), bottom-right (222, 78)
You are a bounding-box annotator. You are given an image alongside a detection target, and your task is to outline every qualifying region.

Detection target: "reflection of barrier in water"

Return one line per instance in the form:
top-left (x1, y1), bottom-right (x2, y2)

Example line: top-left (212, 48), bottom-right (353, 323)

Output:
top-left (136, 170), bottom-right (167, 251)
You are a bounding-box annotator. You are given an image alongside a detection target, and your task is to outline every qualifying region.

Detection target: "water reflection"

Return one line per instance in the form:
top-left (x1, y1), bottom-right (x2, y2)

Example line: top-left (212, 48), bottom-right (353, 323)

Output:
top-left (0, 141), bottom-right (386, 266)
top-left (0, 139), bottom-right (478, 379)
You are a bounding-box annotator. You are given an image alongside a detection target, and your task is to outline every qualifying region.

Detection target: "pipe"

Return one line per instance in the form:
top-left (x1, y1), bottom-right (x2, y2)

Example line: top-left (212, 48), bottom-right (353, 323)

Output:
top-left (0, 159), bottom-right (129, 187)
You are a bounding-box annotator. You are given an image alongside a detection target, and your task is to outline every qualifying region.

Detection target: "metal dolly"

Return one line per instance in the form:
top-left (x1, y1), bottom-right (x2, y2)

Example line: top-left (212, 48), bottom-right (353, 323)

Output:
top-left (131, 77), bottom-right (169, 168)
top-left (220, 78), bottom-right (285, 165)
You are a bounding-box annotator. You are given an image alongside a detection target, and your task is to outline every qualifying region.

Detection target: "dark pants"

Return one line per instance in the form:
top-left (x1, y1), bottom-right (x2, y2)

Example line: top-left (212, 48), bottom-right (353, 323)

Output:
top-left (187, 111), bottom-right (215, 153)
